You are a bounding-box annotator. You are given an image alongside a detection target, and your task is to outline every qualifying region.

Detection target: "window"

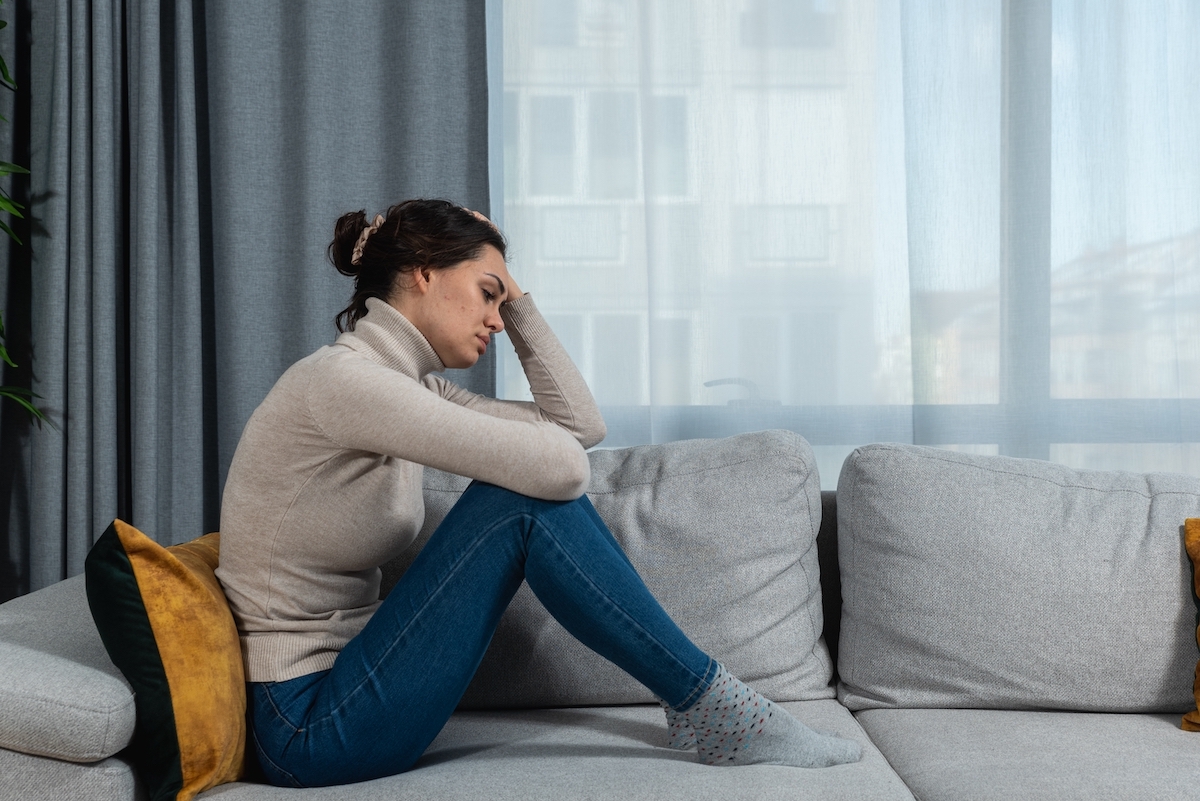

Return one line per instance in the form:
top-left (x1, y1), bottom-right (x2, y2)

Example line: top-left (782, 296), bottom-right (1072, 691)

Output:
top-left (539, 206), bottom-right (623, 261)
top-left (589, 92), bottom-right (638, 199)
top-left (647, 96), bottom-right (689, 197)
top-left (535, 0), bottom-right (577, 46)
top-left (740, 0), bottom-right (838, 49)
top-left (741, 205), bottom-right (831, 263)
top-left (498, 0), bottom-right (1200, 484)
top-left (530, 96), bottom-right (575, 196)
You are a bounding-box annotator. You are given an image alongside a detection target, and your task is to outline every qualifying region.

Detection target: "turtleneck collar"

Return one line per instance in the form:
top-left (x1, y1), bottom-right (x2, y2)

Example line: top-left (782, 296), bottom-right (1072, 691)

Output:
top-left (336, 297), bottom-right (445, 379)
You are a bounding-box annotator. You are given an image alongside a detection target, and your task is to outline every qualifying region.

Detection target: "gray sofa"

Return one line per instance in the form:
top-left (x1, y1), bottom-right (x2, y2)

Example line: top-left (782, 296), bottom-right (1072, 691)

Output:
top-left (3, 431), bottom-right (1199, 800)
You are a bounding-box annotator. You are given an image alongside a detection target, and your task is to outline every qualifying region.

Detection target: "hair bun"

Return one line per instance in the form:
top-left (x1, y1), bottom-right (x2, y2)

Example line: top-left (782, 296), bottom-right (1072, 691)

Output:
top-left (330, 210), bottom-right (369, 277)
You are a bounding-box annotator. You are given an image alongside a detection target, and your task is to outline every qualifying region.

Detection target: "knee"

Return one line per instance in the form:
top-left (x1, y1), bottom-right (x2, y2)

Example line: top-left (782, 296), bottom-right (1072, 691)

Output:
top-left (460, 481), bottom-right (528, 510)
top-left (461, 481), bottom-right (578, 515)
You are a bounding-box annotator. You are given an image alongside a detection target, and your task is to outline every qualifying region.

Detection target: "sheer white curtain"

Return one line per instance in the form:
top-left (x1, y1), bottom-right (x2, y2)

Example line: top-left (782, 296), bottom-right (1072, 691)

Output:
top-left (492, 0), bottom-right (1200, 487)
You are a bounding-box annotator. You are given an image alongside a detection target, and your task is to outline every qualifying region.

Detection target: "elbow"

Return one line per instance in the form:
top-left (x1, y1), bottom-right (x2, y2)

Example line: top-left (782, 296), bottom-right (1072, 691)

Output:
top-left (534, 425), bottom-right (594, 500)
top-left (542, 448), bottom-right (590, 500)
top-left (577, 413), bottom-right (607, 450)
top-left (561, 452), bottom-right (591, 499)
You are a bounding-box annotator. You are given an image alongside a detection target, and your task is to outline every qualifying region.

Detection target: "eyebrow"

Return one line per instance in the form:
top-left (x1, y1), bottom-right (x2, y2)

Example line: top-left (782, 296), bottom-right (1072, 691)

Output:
top-left (484, 272), bottom-right (506, 298)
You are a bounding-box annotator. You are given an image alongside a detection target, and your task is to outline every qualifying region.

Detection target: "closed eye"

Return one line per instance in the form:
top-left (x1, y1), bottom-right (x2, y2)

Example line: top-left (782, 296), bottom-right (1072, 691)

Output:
top-left (484, 272), bottom-right (507, 301)
top-left (483, 289), bottom-right (496, 303)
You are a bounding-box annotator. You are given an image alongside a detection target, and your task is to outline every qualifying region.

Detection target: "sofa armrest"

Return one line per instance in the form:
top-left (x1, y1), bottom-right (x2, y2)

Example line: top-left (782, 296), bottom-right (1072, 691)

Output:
top-left (0, 575), bottom-right (135, 762)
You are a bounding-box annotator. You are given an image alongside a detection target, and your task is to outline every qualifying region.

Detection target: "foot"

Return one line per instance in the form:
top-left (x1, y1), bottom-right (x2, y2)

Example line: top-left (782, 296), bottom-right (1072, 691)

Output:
top-left (681, 666), bottom-right (862, 767)
top-left (658, 698), bottom-right (696, 750)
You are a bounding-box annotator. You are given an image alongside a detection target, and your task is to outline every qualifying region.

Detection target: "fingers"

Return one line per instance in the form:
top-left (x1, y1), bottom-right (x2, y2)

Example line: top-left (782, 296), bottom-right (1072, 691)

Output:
top-left (465, 208), bottom-right (497, 229)
top-left (463, 207), bottom-right (523, 298)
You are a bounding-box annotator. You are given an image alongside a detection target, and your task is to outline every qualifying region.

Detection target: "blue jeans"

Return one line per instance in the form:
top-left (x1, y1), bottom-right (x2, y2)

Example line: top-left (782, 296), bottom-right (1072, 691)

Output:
top-left (248, 482), bottom-right (717, 787)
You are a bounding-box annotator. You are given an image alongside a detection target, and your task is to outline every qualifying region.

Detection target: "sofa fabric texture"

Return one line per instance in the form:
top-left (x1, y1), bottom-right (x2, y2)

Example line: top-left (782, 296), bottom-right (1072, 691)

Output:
top-left (380, 429), bottom-right (834, 709)
top-left (856, 708), bottom-right (1200, 801)
top-left (0, 749), bottom-right (139, 801)
top-left (201, 701), bottom-right (913, 801)
top-left (837, 443), bottom-right (1200, 713)
top-left (0, 575), bottom-right (135, 763)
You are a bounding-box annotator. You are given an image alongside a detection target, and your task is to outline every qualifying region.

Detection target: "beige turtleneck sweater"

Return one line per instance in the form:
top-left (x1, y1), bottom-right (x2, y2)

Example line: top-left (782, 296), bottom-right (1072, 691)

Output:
top-left (215, 295), bottom-right (606, 682)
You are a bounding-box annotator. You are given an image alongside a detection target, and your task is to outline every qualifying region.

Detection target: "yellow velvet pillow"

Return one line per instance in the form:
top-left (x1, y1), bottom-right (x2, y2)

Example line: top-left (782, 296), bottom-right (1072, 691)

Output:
top-left (1183, 518), bottom-right (1200, 732)
top-left (85, 520), bottom-right (246, 801)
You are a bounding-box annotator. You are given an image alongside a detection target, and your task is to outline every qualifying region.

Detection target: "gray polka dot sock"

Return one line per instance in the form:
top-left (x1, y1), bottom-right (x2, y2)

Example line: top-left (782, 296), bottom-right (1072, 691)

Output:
top-left (658, 697), bottom-right (696, 750)
top-left (681, 665), bottom-right (862, 767)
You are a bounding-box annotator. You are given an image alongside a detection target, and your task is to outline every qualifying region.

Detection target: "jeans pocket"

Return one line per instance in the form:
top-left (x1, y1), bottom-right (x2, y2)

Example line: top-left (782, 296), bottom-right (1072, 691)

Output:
top-left (258, 682), bottom-right (305, 733)
top-left (250, 725), bottom-right (305, 789)
top-left (249, 675), bottom-right (327, 788)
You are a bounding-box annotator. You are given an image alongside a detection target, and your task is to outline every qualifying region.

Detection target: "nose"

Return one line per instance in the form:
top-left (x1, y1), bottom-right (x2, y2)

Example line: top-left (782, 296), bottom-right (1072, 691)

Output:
top-left (486, 309), bottom-right (504, 333)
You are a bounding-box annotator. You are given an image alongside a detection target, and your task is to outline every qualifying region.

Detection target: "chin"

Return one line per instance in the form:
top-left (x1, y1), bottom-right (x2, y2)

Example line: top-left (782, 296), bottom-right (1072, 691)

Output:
top-left (449, 353), bottom-right (480, 370)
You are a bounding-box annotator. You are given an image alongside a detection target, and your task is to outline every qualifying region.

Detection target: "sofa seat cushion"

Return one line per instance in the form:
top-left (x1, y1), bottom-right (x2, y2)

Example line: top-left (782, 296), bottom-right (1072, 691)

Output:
top-left (0, 748), bottom-right (139, 801)
top-left (836, 443), bottom-right (1200, 713)
top-left (0, 575), bottom-right (135, 762)
top-left (855, 708), bottom-right (1200, 801)
top-left (384, 430), bottom-right (835, 708)
top-left (198, 701), bottom-right (914, 801)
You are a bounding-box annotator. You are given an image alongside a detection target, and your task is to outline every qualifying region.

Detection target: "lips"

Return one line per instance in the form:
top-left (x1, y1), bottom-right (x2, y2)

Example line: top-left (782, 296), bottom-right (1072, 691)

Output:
top-left (477, 335), bottom-right (489, 353)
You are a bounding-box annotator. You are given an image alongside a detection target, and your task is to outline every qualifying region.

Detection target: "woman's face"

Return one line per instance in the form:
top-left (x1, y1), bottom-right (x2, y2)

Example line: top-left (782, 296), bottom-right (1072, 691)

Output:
top-left (393, 245), bottom-right (511, 369)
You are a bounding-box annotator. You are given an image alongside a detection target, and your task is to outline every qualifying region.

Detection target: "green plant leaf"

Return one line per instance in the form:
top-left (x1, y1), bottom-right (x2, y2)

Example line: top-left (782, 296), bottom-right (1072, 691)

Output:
top-left (0, 219), bottom-right (21, 245)
top-left (0, 389), bottom-right (49, 423)
top-left (0, 186), bottom-right (24, 206)
top-left (0, 386), bottom-right (39, 398)
top-left (0, 195), bottom-right (24, 217)
top-left (0, 53), bottom-right (14, 90)
top-left (0, 161), bottom-right (29, 174)
top-left (0, 343), bottom-right (15, 368)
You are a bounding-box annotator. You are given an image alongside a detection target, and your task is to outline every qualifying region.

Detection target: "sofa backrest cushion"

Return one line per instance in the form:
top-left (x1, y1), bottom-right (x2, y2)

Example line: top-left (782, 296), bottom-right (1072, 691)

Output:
top-left (381, 429), bottom-right (834, 708)
top-left (836, 443), bottom-right (1200, 713)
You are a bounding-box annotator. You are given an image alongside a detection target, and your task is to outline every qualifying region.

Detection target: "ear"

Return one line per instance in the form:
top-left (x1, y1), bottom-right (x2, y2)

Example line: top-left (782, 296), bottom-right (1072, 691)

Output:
top-left (409, 266), bottom-right (434, 295)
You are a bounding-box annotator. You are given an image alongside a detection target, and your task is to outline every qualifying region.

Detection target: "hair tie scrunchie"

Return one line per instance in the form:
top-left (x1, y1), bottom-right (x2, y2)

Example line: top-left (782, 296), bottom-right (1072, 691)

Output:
top-left (350, 213), bottom-right (386, 266)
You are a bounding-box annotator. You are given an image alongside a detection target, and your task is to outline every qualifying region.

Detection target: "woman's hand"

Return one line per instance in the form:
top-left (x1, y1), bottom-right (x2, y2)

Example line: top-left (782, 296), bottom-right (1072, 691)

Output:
top-left (465, 208), bottom-right (524, 301)
top-left (503, 272), bottom-right (524, 302)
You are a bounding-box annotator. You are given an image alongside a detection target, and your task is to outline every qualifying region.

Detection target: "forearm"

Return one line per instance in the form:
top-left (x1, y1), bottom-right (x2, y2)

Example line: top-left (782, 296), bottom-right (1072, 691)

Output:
top-left (313, 362), bottom-right (591, 500)
top-left (499, 295), bottom-right (606, 448)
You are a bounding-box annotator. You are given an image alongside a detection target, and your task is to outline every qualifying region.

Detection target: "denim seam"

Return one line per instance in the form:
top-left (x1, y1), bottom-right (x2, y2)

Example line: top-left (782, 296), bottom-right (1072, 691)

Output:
top-left (528, 516), bottom-right (711, 697)
top-left (250, 720), bottom-right (304, 788)
top-left (260, 684), bottom-right (303, 734)
top-left (307, 512), bottom-right (527, 727)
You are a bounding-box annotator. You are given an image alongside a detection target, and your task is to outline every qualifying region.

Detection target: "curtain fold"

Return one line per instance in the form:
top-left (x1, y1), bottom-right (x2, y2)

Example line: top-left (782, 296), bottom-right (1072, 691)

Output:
top-left (28, 0), bottom-right (127, 592)
top-left (3, 0), bottom-right (491, 599)
top-left (126, 0), bottom-right (213, 558)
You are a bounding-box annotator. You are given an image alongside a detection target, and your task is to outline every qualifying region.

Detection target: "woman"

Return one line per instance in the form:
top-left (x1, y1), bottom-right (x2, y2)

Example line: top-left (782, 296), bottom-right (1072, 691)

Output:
top-left (216, 199), bottom-right (861, 787)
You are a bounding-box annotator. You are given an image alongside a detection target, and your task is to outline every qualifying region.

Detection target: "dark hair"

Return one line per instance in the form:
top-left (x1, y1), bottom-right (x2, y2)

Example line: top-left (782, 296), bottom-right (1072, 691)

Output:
top-left (329, 199), bottom-right (507, 332)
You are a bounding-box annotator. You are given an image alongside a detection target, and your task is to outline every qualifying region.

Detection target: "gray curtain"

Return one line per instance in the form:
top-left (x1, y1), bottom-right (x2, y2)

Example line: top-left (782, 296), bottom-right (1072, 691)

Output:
top-left (0, 0), bottom-right (490, 600)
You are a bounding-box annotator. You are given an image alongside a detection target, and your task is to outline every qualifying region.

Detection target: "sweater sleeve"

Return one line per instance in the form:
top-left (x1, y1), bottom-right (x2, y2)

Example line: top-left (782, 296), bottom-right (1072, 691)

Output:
top-left (306, 354), bottom-right (591, 501)
top-left (428, 294), bottom-right (607, 449)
